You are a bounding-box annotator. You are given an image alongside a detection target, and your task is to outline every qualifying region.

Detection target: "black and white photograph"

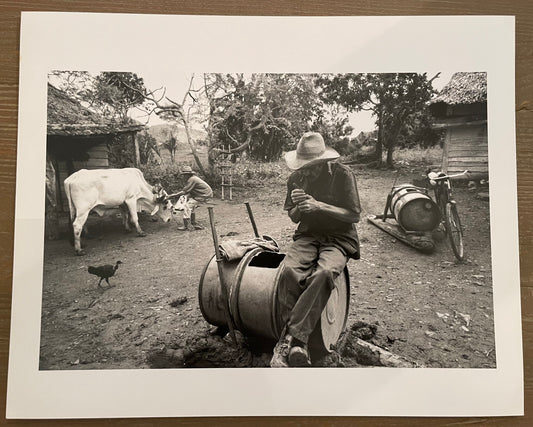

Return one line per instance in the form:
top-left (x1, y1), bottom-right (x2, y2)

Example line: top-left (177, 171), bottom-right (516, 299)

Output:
top-left (7, 13), bottom-right (521, 418)
top-left (41, 70), bottom-right (495, 370)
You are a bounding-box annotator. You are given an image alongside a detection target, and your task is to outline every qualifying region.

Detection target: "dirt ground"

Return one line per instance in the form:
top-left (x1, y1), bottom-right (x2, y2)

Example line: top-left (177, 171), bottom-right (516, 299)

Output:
top-left (39, 165), bottom-right (496, 370)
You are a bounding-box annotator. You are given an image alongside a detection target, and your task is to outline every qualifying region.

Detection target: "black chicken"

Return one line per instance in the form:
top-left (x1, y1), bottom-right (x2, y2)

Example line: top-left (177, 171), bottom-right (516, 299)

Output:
top-left (88, 261), bottom-right (123, 288)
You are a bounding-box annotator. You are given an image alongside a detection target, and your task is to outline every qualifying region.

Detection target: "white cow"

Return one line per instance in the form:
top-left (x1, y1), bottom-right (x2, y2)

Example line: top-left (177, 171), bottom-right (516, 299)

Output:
top-left (64, 168), bottom-right (174, 255)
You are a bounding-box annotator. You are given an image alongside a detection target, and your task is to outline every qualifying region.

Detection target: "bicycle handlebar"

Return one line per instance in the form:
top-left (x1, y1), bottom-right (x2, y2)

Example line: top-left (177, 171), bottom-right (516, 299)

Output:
top-left (427, 170), bottom-right (469, 181)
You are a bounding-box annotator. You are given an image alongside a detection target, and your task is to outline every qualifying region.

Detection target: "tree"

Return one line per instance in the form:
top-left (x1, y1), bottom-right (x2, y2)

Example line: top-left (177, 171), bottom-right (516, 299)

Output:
top-left (92, 72), bottom-right (147, 122)
top-left (317, 73), bottom-right (439, 167)
top-left (137, 131), bottom-right (160, 165)
top-left (162, 134), bottom-right (178, 163)
top-left (206, 73), bottom-right (322, 162)
top-left (311, 107), bottom-right (354, 156)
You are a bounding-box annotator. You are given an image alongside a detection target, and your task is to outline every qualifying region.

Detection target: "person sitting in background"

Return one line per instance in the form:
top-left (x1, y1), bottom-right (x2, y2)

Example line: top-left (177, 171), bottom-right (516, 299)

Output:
top-left (271, 132), bottom-right (361, 367)
top-left (174, 166), bottom-right (213, 231)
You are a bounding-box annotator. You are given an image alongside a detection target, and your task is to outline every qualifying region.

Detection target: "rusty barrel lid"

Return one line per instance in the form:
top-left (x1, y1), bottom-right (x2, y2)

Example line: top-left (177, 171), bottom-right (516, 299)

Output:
top-left (308, 266), bottom-right (350, 356)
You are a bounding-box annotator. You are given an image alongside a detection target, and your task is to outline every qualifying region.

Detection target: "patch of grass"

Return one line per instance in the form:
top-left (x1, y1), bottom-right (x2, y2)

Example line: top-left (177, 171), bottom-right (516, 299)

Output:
top-left (211, 159), bottom-right (291, 189)
top-left (393, 146), bottom-right (443, 166)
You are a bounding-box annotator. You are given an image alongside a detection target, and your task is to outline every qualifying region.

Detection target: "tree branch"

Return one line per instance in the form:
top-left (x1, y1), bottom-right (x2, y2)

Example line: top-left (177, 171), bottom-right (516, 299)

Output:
top-left (181, 74), bottom-right (195, 105)
top-left (428, 72), bottom-right (441, 85)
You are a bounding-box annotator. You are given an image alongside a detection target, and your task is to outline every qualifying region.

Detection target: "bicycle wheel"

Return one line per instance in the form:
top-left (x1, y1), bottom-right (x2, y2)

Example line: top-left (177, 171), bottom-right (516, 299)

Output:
top-left (445, 202), bottom-right (465, 261)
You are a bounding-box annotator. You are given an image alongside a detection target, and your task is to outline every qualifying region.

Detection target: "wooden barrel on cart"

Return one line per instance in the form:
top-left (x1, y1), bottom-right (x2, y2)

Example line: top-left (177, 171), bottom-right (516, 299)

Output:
top-left (198, 248), bottom-right (350, 354)
top-left (390, 184), bottom-right (440, 232)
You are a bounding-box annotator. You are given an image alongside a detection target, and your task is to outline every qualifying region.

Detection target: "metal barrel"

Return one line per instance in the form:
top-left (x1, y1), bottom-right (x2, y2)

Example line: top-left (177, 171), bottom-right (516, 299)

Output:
top-left (390, 184), bottom-right (441, 232)
top-left (198, 249), bottom-right (350, 353)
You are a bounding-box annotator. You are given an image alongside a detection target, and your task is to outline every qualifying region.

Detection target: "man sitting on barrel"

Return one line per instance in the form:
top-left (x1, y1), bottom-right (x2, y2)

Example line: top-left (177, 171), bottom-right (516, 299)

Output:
top-left (271, 132), bottom-right (361, 367)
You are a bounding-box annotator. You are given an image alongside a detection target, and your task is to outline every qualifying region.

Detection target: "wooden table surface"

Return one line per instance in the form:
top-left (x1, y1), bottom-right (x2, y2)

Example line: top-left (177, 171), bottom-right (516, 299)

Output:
top-left (0, 1), bottom-right (531, 425)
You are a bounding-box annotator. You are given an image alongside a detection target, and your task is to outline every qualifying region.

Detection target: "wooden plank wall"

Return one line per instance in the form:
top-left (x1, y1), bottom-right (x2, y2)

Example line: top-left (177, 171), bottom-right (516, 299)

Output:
top-left (444, 124), bottom-right (488, 175)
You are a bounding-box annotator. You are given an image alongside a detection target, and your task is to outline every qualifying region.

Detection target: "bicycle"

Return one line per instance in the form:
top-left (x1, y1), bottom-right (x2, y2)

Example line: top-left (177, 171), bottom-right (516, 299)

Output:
top-left (427, 170), bottom-right (469, 261)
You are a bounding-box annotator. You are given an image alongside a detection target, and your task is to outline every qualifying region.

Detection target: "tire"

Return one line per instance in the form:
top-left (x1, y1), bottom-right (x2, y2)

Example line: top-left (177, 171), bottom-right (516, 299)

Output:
top-left (445, 202), bottom-right (465, 261)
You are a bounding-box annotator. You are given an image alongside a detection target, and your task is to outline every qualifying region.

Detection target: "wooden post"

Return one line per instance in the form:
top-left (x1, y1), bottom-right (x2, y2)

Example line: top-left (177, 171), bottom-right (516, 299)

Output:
top-left (221, 146), bottom-right (225, 200)
top-left (45, 155), bottom-right (60, 240)
top-left (229, 169), bottom-right (233, 200)
top-left (207, 207), bottom-right (238, 346)
top-left (442, 129), bottom-right (452, 173)
top-left (132, 132), bottom-right (140, 167)
top-left (245, 202), bottom-right (260, 238)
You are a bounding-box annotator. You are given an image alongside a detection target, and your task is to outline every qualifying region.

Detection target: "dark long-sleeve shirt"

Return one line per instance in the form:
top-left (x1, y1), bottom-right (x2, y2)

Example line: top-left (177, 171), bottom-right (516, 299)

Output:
top-left (284, 161), bottom-right (361, 259)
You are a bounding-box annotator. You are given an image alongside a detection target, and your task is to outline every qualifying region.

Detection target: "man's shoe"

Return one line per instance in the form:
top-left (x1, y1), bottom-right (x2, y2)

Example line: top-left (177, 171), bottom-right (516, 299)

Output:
top-left (288, 345), bottom-right (312, 367)
top-left (270, 334), bottom-right (293, 368)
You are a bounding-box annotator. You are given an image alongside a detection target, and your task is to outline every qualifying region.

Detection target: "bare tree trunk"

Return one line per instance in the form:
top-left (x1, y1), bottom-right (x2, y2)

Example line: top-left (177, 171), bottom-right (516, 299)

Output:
top-left (386, 144), bottom-right (394, 168)
top-left (203, 74), bottom-right (217, 175)
top-left (375, 107), bottom-right (384, 167)
top-left (182, 117), bottom-right (207, 177)
top-left (386, 110), bottom-right (408, 169)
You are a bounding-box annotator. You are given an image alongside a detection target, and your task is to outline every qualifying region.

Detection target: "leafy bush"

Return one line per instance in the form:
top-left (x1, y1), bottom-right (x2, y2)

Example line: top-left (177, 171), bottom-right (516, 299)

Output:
top-left (108, 134), bottom-right (136, 168)
top-left (140, 163), bottom-right (188, 193)
top-left (210, 159), bottom-right (291, 189)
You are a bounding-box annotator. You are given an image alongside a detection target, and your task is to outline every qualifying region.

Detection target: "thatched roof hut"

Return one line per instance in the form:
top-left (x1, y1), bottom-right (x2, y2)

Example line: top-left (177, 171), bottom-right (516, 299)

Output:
top-left (46, 84), bottom-right (145, 222)
top-left (429, 72), bottom-right (488, 177)
top-left (47, 84), bottom-right (143, 136)
top-left (429, 72), bottom-right (487, 119)
top-left (430, 72), bottom-right (487, 106)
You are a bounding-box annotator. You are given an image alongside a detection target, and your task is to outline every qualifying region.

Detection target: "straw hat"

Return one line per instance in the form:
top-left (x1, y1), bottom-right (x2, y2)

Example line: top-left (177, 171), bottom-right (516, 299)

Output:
top-left (284, 132), bottom-right (339, 171)
top-left (180, 166), bottom-right (195, 175)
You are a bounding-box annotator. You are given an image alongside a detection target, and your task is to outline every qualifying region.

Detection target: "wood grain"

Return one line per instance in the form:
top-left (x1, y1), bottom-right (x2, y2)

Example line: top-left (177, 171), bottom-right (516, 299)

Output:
top-left (1, 1), bottom-right (532, 425)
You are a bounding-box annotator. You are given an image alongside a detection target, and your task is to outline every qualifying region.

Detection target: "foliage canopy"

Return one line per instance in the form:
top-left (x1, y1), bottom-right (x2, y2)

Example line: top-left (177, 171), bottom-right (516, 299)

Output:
top-left (317, 73), bottom-right (441, 166)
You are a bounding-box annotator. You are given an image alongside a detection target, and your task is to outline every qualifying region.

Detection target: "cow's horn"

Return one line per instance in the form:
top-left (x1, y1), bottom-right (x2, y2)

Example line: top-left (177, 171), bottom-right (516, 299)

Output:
top-left (150, 205), bottom-right (160, 215)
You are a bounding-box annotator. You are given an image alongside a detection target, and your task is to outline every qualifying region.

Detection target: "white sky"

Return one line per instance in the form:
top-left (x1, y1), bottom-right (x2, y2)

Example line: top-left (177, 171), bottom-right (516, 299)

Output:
top-left (129, 71), bottom-right (454, 134)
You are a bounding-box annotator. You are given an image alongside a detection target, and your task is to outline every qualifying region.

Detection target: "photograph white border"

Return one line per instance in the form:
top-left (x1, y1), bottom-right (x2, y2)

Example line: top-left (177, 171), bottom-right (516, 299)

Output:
top-left (7, 13), bottom-right (522, 418)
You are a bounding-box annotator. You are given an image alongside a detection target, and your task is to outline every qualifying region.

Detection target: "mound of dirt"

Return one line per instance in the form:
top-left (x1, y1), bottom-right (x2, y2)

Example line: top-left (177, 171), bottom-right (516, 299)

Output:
top-left (147, 330), bottom-right (272, 368)
top-left (147, 321), bottom-right (416, 369)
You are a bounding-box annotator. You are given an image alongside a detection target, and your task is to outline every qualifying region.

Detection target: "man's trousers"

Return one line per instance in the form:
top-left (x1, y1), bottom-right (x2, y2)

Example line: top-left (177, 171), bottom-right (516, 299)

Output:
top-left (277, 235), bottom-right (348, 344)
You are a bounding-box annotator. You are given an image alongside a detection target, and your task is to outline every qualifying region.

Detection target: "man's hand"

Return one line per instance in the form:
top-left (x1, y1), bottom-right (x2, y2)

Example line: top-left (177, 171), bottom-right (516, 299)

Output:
top-left (291, 189), bottom-right (322, 214)
top-left (290, 189), bottom-right (321, 214)
top-left (297, 196), bottom-right (322, 214)
top-left (291, 188), bottom-right (310, 205)
top-left (289, 188), bottom-right (358, 222)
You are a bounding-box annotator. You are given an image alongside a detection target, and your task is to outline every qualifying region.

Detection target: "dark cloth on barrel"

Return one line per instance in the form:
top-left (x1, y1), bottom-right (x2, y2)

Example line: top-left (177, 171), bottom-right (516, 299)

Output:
top-left (219, 238), bottom-right (279, 261)
top-left (284, 161), bottom-right (361, 260)
top-left (277, 235), bottom-right (348, 344)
